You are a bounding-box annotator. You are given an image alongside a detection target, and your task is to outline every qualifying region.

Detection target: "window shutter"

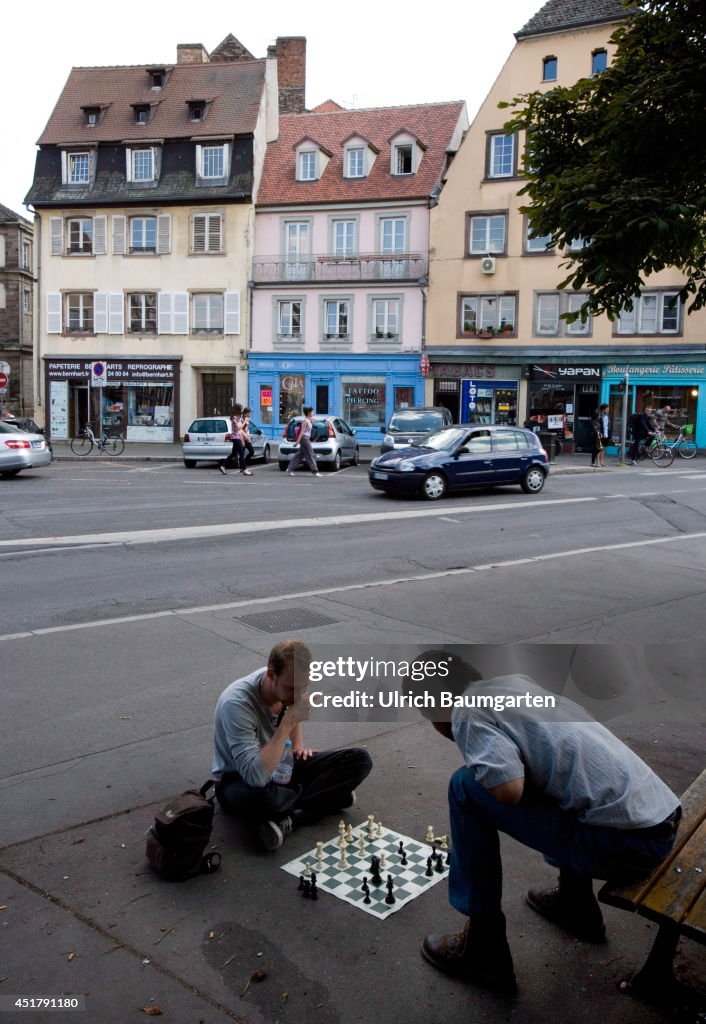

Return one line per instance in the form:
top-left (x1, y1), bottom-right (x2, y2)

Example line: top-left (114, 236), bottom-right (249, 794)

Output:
top-left (112, 216), bottom-right (126, 255)
top-left (125, 148), bottom-right (133, 183)
top-left (94, 292), bottom-right (109, 334)
top-left (50, 217), bottom-right (64, 256)
top-left (157, 292), bottom-right (173, 334)
top-left (195, 144), bottom-right (202, 178)
top-left (108, 293), bottom-right (124, 334)
top-left (224, 291), bottom-right (240, 334)
top-left (173, 292), bottom-right (189, 334)
top-left (46, 293), bottom-right (62, 333)
top-left (192, 215), bottom-right (206, 253)
top-left (156, 214), bottom-right (171, 253)
top-left (208, 214), bottom-right (222, 253)
top-left (61, 151), bottom-right (67, 184)
top-left (93, 216), bottom-right (107, 255)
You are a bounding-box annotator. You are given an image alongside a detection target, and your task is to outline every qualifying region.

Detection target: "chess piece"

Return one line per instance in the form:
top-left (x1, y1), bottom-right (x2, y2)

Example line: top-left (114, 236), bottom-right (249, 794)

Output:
top-left (434, 852), bottom-right (444, 874)
top-left (375, 820), bottom-right (383, 838)
top-left (302, 879), bottom-right (311, 898)
top-left (339, 819), bottom-right (346, 839)
top-left (426, 825), bottom-right (435, 843)
top-left (297, 874), bottom-right (305, 890)
top-left (370, 855), bottom-right (382, 886)
top-left (358, 834), bottom-right (366, 857)
top-left (316, 841), bottom-right (324, 867)
top-left (339, 849), bottom-right (349, 869)
top-left (303, 860), bottom-right (312, 878)
top-left (425, 856), bottom-right (434, 877)
top-left (362, 877), bottom-right (371, 905)
top-left (310, 873), bottom-right (318, 901)
top-left (385, 874), bottom-right (396, 905)
top-left (346, 824), bottom-right (354, 844)
top-left (367, 814), bottom-right (375, 837)
top-left (380, 849), bottom-right (386, 869)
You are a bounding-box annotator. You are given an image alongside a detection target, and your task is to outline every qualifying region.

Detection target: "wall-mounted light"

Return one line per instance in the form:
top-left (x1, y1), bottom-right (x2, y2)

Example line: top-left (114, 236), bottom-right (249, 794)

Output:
top-left (691, 388), bottom-right (698, 397)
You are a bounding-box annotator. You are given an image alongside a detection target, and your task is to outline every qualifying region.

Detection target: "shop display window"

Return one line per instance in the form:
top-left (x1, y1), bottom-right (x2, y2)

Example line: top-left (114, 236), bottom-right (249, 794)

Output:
top-left (342, 377), bottom-right (386, 428)
top-left (279, 374), bottom-right (304, 423)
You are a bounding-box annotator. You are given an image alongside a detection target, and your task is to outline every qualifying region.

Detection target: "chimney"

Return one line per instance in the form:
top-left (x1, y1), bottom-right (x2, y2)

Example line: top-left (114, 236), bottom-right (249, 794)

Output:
top-left (272, 36), bottom-right (306, 114)
top-left (177, 43), bottom-right (210, 65)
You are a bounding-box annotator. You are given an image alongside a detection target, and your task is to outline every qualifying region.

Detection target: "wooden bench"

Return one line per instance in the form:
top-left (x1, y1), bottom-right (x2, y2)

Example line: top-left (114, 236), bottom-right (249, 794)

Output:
top-left (599, 767), bottom-right (706, 1001)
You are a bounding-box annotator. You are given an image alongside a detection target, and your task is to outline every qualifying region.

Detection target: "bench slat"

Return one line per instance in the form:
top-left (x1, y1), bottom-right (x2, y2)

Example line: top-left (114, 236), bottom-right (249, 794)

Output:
top-left (682, 890), bottom-right (706, 945)
top-left (637, 818), bottom-right (706, 926)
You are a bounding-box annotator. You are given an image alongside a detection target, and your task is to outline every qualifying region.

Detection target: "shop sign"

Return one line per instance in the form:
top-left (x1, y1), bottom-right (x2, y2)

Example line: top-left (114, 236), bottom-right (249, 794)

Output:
top-left (281, 374), bottom-right (304, 392)
top-left (528, 364), bottom-right (601, 380)
top-left (431, 363), bottom-right (497, 379)
top-left (46, 359), bottom-right (176, 383)
top-left (261, 388), bottom-right (273, 407)
top-left (345, 386), bottom-right (383, 405)
top-left (419, 352), bottom-right (430, 377)
top-left (607, 363), bottom-right (705, 377)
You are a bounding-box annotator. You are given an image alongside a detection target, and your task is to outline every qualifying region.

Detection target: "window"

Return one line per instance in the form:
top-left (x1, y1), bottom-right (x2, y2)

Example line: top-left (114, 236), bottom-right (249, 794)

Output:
top-left (131, 149), bottom-right (154, 182)
top-left (23, 290), bottom-right (31, 313)
top-left (133, 105), bottom-right (150, 124)
top-left (617, 292), bottom-right (680, 335)
top-left (333, 219), bottom-right (356, 256)
top-left (128, 293), bottom-right (157, 333)
top-left (346, 147), bottom-right (365, 177)
top-left (342, 378), bottom-right (386, 428)
top-left (66, 293), bottom-right (94, 332)
top-left (394, 144), bottom-right (413, 175)
top-left (278, 300), bottom-right (302, 336)
top-left (279, 374), bottom-right (304, 422)
top-left (22, 241), bottom-right (31, 269)
top-left (130, 217), bottom-right (157, 253)
top-left (461, 295), bottom-right (516, 335)
top-left (372, 298), bottom-right (399, 338)
top-left (188, 102), bottom-right (205, 121)
top-left (68, 218), bottom-right (93, 254)
top-left (525, 221), bottom-right (553, 253)
top-left (298, 150), bottom-right (317, 181)
top-left (192, 213), bottom-right (223, 254)
top-left (67, 152), bottom-right (90, 184)
top-left (284, 220), bottom-right (310, 279)
top-left (149, 69), bottom-right (165, 89)
top-left (193, 293), bottom-right (224, 333)
top-left (83, 106), bottom-right (100, 126)
top-left (535, 292), bottom-right (590, 336)
top-left (592, 49), bottom-right (608, 75)
top-left (543, 56), bottom-right (557, 81)
top-left (325, 299), bottom-right (349, 337)
top-left (488, 133), bottom-right (515, 178)
top-left (199, 144), bottom-right (226, 179)
top-left (468, 213), bottom-right (507, 255)
top-left (380, 217), bottom-right (406, 254)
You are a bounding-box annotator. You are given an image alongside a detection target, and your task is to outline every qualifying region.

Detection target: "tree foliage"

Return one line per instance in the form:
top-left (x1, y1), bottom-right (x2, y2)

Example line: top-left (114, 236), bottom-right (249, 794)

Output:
top-left (503, 0), bottom-right (706, 320)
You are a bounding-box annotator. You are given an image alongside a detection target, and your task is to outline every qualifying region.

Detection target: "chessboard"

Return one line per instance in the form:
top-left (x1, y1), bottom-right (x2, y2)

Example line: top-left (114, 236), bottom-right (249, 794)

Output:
top-left (281, 822), bottom-right (449, 919)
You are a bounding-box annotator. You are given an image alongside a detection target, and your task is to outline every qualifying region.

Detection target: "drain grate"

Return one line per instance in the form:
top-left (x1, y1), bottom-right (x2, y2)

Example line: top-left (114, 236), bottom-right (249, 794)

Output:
top-left (235, 608), bottom-right (340, 633)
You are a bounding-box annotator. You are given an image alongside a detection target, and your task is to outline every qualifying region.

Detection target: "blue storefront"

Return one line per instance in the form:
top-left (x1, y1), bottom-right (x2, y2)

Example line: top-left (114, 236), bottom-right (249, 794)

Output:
top-left (601, 360), bottom-right (706, 445)
top-left (247, 353), bottom-right (424, 444)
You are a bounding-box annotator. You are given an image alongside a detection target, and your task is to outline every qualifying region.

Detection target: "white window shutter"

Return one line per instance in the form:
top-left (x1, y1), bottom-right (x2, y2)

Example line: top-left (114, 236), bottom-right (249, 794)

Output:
top-left (158, 292), bottom-right (173, 335)
top-left (112, 216), bottom-right (126, 255)
top-left (61, 151), bottom-right (67, 184)
top-left (195, 144), bottom-right (202, 178)
top-left (224, 291), bottom-right (240, 334)
top-left (94, 292), bottom-right (109, 334)
top-left (47, 293), bottom-right (62, 333)
top-left (93, 215), bottom-right (107, 255)
top-left (108, 293), bottom-right (124, 334)
top-left (208, 214), bottom-right (222, 252)
top-left (50, 217), bottom-right (64, 256)
top-left (125, 147), bottom-right (133, 183)
top-left (192, 215), bottom-right (206, 253)
top-left (156, 214), bottom-right (171, 254)
top-left (173, 292), bottom-right (189, 334)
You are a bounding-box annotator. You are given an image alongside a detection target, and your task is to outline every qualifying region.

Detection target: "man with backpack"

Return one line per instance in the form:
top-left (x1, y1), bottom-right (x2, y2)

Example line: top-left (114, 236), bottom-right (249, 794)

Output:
top-left (627, 408), bottom-right (653, 464)
top-left (213, 639), bottom-right (373, 850)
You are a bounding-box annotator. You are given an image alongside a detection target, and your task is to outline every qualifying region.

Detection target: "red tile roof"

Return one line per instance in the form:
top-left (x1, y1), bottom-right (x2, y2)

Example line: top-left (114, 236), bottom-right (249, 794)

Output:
top-left (37, 60), bottom-right (266, 146)
top-left (257, 101), bottom-right (466, 207)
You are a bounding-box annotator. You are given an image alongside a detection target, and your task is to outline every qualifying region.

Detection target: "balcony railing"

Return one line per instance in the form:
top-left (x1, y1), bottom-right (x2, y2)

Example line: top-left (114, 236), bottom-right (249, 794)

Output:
top-left (252, 252), bottom-right (427, 284)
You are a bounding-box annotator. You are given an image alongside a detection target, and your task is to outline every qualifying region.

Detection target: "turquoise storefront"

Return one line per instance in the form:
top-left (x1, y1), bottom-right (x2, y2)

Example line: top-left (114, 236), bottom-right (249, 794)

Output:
top-left (602, 360), bottom-right (706, 445)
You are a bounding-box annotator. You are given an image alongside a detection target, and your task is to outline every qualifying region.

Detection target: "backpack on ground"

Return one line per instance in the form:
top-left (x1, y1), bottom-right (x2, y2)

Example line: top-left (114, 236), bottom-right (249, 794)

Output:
top-left (146, 780), bottom-right (221, 881)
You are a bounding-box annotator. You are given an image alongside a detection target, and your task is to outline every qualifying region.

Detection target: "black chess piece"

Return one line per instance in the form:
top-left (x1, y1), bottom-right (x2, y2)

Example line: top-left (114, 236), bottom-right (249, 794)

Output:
top-left (398, 841), bottom-right (408, 865)
top-left (385, 874), bottom-right (395, 905)
top-left (310, 877), bottom-right (319, 901)
top-left (434, 852), bottom-right (444, 874)
top-left (362, 876), bottom-right (371, 904)
top-left (297, 875), bottom-right (305, 890)
top-left (302, 879), bottom-right (311, 898)
top-left (370, 855), bottom-right (383, 886)
top-left (425, 856), bottom-right (434, 877)
top-left (445, 845), bottom-right (451, 866)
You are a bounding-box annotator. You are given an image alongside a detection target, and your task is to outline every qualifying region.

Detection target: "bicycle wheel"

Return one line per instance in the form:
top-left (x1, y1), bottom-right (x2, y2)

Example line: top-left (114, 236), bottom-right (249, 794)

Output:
top-left (650, 443), bottom-right (674, 466)
top-left (70, 435), bottom-right (93, 456)
top-left (677, 439), bottom-right (697, 459)
top-left (103, 435), bottom-right (125, 456)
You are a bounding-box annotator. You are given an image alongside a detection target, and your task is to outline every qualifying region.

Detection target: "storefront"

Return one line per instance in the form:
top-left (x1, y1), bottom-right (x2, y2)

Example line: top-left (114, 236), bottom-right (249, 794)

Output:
top-left (44, 357), bottom-right (181, 442)
top-left (526, 364), bottom-right (602, 453)
top-left (602, 360), bottom-right (706, 445)
top-left (247, 353), bottom-right (424, 442)
top-left (430, 361), bottom-right (522, 424)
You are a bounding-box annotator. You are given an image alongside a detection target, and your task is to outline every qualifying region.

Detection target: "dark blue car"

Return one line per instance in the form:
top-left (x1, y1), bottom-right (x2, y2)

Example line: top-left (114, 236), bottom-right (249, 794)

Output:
top-left (368, 425), bottom-right (549, 501)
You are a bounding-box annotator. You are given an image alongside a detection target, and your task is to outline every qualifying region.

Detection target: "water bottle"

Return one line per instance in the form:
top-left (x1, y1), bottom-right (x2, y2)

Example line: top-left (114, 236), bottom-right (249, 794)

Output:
top-left (272, 740), bottom-right (294, 784)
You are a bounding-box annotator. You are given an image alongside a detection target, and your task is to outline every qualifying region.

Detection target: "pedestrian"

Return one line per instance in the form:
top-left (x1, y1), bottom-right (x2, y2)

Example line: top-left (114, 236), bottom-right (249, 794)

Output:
top-left (414, 654), bottom-right (681, 993)
top-left (590, 413), bottom-right (604, 468)
top-left (212, 639), bottom-right (373, 850)
top-left (219, 403), bottom-right (252, 476)
top-left (627, 407), bottom-right (651, 464)
top-left (241, 407), bottom-right (256, 464)
top-left (599, 403), bottom-right (611, 447)
top-left (286, 406), bottom-right (320, 476)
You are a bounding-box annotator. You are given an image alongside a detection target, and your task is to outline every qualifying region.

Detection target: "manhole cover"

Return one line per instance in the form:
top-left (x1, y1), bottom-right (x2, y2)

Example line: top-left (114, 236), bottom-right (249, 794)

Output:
top-left (235, 609), bottom-right (340, 633)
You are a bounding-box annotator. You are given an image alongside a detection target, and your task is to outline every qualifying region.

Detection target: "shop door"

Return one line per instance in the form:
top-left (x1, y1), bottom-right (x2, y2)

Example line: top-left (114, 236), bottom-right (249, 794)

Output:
top-left (203, 374), bottom-right (234, 416)
top-left (575, 390), bottom-right (599, 452)
top-left (70, 384), bottom-right (90, 435)
top-left (313, 382), bottom-right (331, 415)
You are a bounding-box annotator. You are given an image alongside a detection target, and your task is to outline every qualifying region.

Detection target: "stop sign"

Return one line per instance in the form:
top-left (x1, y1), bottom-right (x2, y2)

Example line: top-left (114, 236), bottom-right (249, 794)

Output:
top-left (0, 372), bottom-right (8, 389)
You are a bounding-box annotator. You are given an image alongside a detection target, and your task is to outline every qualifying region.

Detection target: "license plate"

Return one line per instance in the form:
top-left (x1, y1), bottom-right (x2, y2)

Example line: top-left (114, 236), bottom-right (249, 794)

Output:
top-left (372, 471), bottom-right (389, 480)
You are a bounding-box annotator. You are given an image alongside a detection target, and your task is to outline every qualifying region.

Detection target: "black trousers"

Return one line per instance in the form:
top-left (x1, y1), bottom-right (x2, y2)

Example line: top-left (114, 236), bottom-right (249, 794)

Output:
top-left (215, 747), bottom-right (372, 825)
top-left (224, 438), bottom-right (246, 471)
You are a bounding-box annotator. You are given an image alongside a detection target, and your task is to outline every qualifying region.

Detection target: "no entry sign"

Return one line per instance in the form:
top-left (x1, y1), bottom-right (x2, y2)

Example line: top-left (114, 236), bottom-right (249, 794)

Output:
top-left (0, 372), bottom-right (9, 390)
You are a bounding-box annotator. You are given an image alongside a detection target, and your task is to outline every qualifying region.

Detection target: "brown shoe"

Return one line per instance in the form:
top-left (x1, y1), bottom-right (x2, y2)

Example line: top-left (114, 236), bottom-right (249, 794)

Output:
top-left (421, 920), bottom-right (517, 992)
top-left (526, 886), bottom-right (606, 942)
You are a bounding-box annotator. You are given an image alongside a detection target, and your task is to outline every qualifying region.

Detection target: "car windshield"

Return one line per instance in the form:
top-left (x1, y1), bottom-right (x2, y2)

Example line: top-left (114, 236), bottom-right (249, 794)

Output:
top-left (389, 412), bottom-right (445, 432)
top-left (418, 427), bottom-right (468, 452)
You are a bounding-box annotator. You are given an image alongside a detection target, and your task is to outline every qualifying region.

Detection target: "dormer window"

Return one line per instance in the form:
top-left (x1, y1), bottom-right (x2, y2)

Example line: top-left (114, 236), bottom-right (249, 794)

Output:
top-left (298, 150), bottom-right (317, 181)
top-left (83, 106), bottom-right (101, 126)
top-left (148, 68), bottom-right (166, 89)
top-left (389, 133), bottom-right (423, 176)
top-left (196, 143), bottom-right (229, 181)
top-left (394, 144), bottom-right (413, 175)
top-left (346, 148), bottom-right (365, 178)
top-left (127, 147), bottom-right (155, 183)
top-left (133, 104), bottom-right (151, 125)
top-left (188, 101), bottom-right (206, 122)
top-left (63, 151), bottom-right (91, 185)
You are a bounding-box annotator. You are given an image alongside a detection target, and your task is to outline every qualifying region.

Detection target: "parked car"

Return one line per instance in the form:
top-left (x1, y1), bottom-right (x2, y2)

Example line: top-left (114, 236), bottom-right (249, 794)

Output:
top-left (3, 417), bottom-right (53, 457)
top-left (380, 407), bottom-right (453, 453)
top-left (278, 415), bottom-right (359, 471)
top-left (0, 421), bottom-right (52, 477)
top-left (368, 424), bottom-right (549, 500)
top-left (182, 417), bottom-right (271, 468)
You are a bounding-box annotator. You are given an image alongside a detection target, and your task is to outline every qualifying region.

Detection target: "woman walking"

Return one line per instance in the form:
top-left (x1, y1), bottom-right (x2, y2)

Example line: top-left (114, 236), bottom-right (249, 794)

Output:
top-left (220, 403), bottom-right (252, 476)
top-left (286, 407), bottom-right (321, 476)
top-left (590, 413), bottom-right (605, 469)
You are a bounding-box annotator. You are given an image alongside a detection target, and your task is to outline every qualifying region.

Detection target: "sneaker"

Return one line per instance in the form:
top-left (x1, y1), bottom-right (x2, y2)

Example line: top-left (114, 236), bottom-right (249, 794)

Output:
top-left (421, 919), bottom-right (517, 992)
top-left (629, 460), bottom-right (638, 466)
top-left (525, 885), bottom-right (606, 942)
top-left (259, 815), bottom-right (294, 851)
top-left (241, 469), bottom-right (253, 476)
top-left (315, 472), bottom-right (322, 477)
top-left (219, 465), bottom-right (227, 475)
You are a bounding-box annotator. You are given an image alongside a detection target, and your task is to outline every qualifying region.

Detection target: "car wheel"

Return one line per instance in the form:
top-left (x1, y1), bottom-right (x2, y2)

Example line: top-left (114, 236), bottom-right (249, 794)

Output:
top-left (1, 469), bottom-right (22, 478)
top-left (278, 460), bottom-right (288, 471)
top-left (422, 472), bottom-right (447, 501)
top-left (521, 466), bottom-right (546, 494)
top-left (183, 459), bottom-right (196, 469)
top-left (262, 444), bottom-right (270, 464)
top-left (331, 450), bottom-right (342, 472)
top-left (352, 447), bottom-right (360, 466)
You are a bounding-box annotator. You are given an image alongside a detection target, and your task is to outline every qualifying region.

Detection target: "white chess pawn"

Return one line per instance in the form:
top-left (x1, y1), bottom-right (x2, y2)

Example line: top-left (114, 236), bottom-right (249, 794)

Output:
top-left (316, 841), bottom-right (324, 864)
top-left (346, 824), bottom-right (354, 844)
top-left (440, 836), bottom-right (449, 853)
top-left (367, 814), bottom-right (375, 836)
top-left (375, 821), bottom-right (383, 838)
top-left (425, 825), bottom-right (435, 843)
top-left (303, 860), bottom-right (312, 878)
top-left (358, 834), bottom-right (366, 857)
top-left (339, 850), bottom-right (349, 869)
top-left (380, 850), bottom-right (386, 869)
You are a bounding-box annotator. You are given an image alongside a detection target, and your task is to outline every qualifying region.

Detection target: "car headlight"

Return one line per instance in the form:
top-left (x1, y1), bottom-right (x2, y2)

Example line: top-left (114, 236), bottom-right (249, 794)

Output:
top-left (398, 460), bottom-right (416, 472)
top-left (383, 434), bottom-right (394, 446)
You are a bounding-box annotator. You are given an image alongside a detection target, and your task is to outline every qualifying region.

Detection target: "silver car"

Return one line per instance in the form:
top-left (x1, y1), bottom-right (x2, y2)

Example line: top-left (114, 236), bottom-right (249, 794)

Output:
top-left (182, 416), bottom-right (272, 468)
top-left (278, 415), bottom-right (359, 471)
top-left (0, 421), bottom-right (52, 477)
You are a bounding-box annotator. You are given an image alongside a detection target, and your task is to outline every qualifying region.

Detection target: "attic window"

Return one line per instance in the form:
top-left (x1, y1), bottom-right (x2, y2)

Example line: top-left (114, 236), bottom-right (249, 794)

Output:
top-left (188, 101), bottom-right (206, 122)
top-left (83, 106), bottom-right (101, 126)
top-left (133, 104), bottom-right (151, 124)
top-left (149, 69), bottom-right (166, 89)
top-left (393, 144), bottom-right (413, 175)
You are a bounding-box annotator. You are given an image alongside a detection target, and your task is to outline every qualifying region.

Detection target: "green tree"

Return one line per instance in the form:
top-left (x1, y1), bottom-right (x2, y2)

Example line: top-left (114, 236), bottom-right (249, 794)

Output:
top-left (503, 0), bottom-right (706, 320)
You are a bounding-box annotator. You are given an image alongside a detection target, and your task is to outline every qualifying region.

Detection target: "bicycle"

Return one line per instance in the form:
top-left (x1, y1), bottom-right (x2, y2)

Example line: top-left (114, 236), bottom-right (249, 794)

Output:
top-left (70, 421), bottom-right (125, 457)
top-left (661, 424), bottom-right (698, 459)
top-left (614, 436), bottom-right (674, 467)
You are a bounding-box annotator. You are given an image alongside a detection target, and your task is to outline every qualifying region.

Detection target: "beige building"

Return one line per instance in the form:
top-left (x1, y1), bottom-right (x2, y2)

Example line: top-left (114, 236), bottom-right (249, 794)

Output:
top-left (427, 0), bottom-right (706, 452)
top-left (25, 35), bottom-right (304, 442)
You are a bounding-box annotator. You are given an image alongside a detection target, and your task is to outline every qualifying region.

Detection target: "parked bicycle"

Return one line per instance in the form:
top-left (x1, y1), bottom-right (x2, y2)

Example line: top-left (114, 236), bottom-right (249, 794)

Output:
top-left (614, 435), bottom-right (674, 467)
top-left (70, 422), bottom-right (125, 457)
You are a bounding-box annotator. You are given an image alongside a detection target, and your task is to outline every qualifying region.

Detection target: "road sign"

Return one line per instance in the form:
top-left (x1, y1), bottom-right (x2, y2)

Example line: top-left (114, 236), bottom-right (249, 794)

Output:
top-left (91, 361), bottom-right (107, 387)
top-left (0, 372), bottom-right (8, 390)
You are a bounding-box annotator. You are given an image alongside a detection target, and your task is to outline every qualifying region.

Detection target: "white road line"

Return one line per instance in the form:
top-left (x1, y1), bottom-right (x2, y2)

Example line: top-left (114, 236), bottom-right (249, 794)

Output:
top-left (2, 529), bottom-right (705, 643)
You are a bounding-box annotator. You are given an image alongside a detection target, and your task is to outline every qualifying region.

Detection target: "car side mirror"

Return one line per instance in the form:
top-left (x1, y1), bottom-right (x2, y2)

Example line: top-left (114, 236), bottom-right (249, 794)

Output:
top-left (351, 428), bottom-right (357, 435)
top-left (457, 446), bottom-right (469, 456)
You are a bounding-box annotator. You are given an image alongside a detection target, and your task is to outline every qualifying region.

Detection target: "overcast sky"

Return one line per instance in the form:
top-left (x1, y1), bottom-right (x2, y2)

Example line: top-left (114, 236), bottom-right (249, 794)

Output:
top-left (3, 0), bottom-right (542, 218)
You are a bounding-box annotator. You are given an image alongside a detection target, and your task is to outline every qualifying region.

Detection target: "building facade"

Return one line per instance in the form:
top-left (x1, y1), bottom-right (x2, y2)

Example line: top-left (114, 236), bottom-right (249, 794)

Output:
top-left (426, 0), bottom-right (706, 451)
top-left (0, 204), bottom-right (34, 415)
top-left (249, 100), bottom-right (468, 442)
top-left (25, 35), bottom-right (304, 442)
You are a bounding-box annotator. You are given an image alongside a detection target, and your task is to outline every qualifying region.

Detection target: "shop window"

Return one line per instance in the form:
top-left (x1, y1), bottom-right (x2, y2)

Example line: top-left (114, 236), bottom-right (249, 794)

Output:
top-left (279, 373), bottom-right (304, 422)
top-left (259, 384), bottom-right (274, 425)
top-left (127, 385), bottom-right (174, 439)
top-left (342, 378), bottom-right (386, 428)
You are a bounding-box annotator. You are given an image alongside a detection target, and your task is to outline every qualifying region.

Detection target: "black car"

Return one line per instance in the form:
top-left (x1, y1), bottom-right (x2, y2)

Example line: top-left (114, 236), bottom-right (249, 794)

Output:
top-left (369, 425), bottom-right (549, 500)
